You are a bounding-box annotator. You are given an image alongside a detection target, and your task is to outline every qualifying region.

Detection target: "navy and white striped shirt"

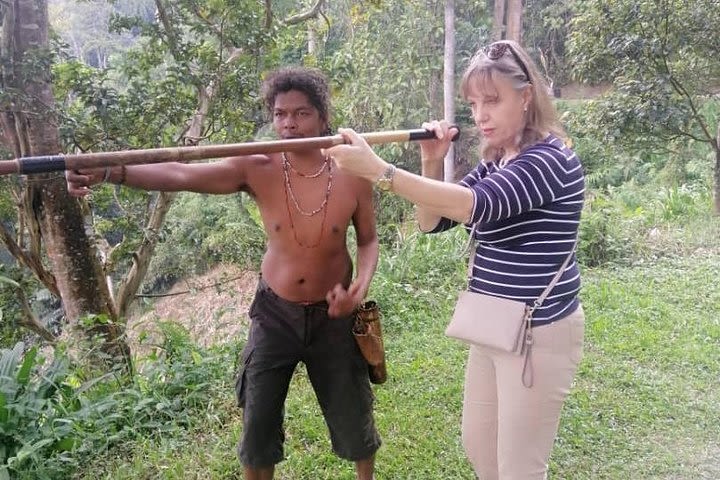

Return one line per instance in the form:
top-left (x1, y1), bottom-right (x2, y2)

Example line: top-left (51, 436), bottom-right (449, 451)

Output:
top-left (430, 134), bottom-right (585, 325)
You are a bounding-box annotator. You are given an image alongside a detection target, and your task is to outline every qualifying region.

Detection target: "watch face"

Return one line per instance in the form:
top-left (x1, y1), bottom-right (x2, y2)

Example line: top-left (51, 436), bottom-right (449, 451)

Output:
top-left (378, 178), bottom-right (391, 191)
top-left (377, 165), bottom-right (394, 191)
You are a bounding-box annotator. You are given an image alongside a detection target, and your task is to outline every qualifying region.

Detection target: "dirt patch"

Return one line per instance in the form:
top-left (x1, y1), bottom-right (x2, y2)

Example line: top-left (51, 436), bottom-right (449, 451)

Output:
top-left (126, 264), bottom-right (257, 353)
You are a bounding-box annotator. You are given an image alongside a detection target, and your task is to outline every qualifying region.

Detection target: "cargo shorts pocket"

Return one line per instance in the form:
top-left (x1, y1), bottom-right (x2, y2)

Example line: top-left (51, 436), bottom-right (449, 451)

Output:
top-left (235, 347), bottom-right (254, 408)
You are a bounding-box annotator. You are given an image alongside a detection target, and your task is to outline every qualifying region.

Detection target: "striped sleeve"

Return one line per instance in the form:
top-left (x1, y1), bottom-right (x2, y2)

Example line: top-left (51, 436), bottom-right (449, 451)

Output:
top-left (468, 145), bottom-right (569, 224)
top-left (427, 165), bottom-right (486, 233)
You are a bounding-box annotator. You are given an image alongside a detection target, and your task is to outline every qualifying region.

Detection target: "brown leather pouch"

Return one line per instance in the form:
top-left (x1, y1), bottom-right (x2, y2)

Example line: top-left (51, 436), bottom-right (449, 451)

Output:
top-left (353, 300), bottom-right (387, 384)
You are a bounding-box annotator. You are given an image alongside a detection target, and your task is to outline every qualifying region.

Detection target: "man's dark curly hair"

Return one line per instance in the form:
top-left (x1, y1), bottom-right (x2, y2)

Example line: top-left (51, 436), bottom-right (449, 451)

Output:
top-left (262, 67), bottom-right (331, 126)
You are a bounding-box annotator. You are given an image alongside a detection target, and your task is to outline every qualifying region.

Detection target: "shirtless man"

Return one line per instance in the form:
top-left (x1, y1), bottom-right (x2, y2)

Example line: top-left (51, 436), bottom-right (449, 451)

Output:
top-left (66, 67), bottom-right (381, 480)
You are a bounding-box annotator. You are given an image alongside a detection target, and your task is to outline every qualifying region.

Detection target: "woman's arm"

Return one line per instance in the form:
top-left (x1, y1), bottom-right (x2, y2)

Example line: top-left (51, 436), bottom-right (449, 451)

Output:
top-left (414, 120), bottom-right (457, 231)
top-left (415, 152), bottom-right (447, 232)
top-left (327, 127), bottom-right (474, 225)
top-left (392, 168), bottom-right (474, 224)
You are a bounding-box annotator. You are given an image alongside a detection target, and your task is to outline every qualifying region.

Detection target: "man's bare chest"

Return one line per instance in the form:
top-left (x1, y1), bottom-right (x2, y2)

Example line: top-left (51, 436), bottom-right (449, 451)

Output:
top-left (247, 168), bottom-right (357, 247)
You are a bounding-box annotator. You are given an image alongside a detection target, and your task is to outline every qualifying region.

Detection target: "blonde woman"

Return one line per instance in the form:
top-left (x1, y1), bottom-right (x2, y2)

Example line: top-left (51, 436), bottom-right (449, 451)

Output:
top-left (327, 40), bottom-right (585, 479)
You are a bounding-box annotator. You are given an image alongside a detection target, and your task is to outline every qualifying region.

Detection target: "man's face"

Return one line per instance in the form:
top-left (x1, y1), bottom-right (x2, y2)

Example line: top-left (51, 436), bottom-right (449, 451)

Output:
top-left (272, 90), bottom-right (327, 139)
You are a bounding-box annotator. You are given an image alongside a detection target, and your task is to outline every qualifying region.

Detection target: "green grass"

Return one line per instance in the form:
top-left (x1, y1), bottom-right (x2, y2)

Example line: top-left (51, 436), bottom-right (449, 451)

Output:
top-left (553, 256), bottom-right (720, 479)
top-left (74, 229), bottom-right (720, 480)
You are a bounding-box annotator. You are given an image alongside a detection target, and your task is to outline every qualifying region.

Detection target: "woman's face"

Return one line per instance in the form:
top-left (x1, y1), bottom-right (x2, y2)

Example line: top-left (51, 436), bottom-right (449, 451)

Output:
top-left (465, 74), bottom-right (529, 154)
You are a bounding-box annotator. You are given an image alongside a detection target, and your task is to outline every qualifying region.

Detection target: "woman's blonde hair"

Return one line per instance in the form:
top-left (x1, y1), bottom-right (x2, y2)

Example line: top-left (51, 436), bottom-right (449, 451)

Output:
top-left (460, 40), bottom-right (566, 163)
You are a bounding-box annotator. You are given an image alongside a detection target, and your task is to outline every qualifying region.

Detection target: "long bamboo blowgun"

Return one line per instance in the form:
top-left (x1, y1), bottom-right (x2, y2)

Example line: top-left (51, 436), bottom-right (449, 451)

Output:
top-left (0, 127), bottom-right (460, 176)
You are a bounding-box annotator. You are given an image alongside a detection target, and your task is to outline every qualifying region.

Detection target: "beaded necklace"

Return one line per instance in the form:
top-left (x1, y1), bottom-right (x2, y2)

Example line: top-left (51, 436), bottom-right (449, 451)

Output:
top-left (282, 151), bottom-right (327, 178)
top-left (282, 153), bottom-right (333, 248)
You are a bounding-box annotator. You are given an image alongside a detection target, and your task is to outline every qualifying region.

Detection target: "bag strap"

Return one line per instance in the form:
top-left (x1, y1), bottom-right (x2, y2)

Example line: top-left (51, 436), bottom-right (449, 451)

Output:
top-left (527, 240), bottom-right (577, 315)
top-left (522, 244), bottom-right (576, 388)
top-left (464, 222), bottom-right (578, 389)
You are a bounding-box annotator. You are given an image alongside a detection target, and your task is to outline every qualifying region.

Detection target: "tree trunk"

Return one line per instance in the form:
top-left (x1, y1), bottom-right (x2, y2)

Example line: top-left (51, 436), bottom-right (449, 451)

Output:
top-left (428, 70), bottom-right (440, 119)
top-left (714, 125), bottom-right (720, 215)
top-left (443, 0), bottom-right (456, 182)
top-left (5, 0), bottom-right (130, 368)
top-left (505, 0), bottom-right (523, 42)
top-left (115, 191), bottom-right (176, 317)
top-left (308, 20), bottom-right (318, 55)
top-left (492, 0), bottom-right (506, 41)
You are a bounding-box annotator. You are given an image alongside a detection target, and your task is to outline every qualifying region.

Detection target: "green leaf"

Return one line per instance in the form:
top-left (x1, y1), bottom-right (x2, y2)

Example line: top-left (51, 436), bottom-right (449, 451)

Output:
top-left (0, 391), bottom-right (7, 424)
top-left (53, 437), bottom-right (78, 452)
top-left (0, 342), bottom-right (24, 379)
top-left (9, 438), bottom-right (54, 464)
top-left (16, 347), bottom-right (38, 386)
top-left (191, 350), bottom-right (202, 365)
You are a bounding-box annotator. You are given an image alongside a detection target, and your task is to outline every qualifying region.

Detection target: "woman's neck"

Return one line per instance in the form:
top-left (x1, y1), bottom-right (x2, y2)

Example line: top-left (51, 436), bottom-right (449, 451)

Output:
top-left (498, 148), bottom-right (519, 167)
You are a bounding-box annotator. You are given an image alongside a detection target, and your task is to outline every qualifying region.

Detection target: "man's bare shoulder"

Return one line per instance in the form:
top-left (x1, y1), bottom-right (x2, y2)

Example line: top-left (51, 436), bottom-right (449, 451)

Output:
top-left (221, 154), bottom-right (279, 196)
top-left (223, 153), bottom-right (275, 168)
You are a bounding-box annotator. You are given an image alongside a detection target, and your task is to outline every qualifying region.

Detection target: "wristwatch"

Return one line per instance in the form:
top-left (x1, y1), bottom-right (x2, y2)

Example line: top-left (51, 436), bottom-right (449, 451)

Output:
top-left (376, 164), bottom-right (396, 191)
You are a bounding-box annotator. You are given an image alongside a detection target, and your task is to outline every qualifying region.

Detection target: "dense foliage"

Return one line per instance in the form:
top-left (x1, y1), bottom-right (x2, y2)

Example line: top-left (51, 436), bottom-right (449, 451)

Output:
top-left (566, 0), bottom-right (719, 213)
top-left (0, 325), bottom-right (238, 479)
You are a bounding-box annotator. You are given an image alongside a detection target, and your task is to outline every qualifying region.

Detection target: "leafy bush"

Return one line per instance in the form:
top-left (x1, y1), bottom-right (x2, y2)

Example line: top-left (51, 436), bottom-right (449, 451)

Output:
top-left (370, 228), bottom-right (466, 333)
top-left (655, 184), bottom-right (710, 222)
top-left (131, 321), bottom-right (232, 413)
top-left (0, 322), bottom-right (237, 479)
top-left (0, 343), bottom-right (75, 480)
top-left (374, 192), bottom-right (416, 245)
top-left (0, 268), bottom-right (61, 349)
top-left (66, 321), bottom-right (234, 461)
top-left (0, 272), bottom-right (24, 348)
top-left (577, 193), bottom-right (646, 267)
top-left (577, 178), bottom-right (713, 267)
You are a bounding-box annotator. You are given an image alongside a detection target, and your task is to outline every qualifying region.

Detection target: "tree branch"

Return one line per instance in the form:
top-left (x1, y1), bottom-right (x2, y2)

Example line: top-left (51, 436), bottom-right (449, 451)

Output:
top-left (666, 124), bottom-right (711, 143)
top-left (187, 1), bottom-right (238, 52)
top-left (0, 219), bottom-right (60, 297)
top-left (283, 0), bottom-right (325, 25)
top-left (21, 182), bottom-right (43, 261)
top-left (154, 0), bottom-right (182, 59)
top-left (664, 70), bottom-right (714, 143)
top-left (115, 194), bottom-right (174, 317)
top-left (115, 1), bottom-right (246, 317)
top-left (16, 286), bottom-right (57, 343)
top-left (648, 6), bottom-right (715, 144)
top-left (264, 0), bottom-right (273, 29)
top-left (179, 46), bottom-right (242, 145)
top-left (0, 112), bottom-right (21, 158)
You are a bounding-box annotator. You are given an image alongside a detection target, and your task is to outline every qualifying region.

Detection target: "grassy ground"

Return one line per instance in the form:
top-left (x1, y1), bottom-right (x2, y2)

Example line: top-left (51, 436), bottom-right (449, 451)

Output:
top-left (554, 255), bottom-right (720, 479)
top-left (77, 223), bottom-right (720, 480)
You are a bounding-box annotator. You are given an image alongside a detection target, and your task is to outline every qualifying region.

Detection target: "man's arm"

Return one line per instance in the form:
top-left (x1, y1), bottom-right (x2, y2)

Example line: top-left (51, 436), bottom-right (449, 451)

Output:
top-left (351, 178), bottom-right (380, 300)
top-left (326, 178), bottom-right (379, 318)
top-left (67, 156), bottom-right (252, 197)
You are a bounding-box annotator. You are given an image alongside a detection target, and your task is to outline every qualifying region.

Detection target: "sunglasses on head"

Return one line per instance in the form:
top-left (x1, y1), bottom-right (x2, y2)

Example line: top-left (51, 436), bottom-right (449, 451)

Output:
top-left (485, 42), bottom-right (532, 83)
